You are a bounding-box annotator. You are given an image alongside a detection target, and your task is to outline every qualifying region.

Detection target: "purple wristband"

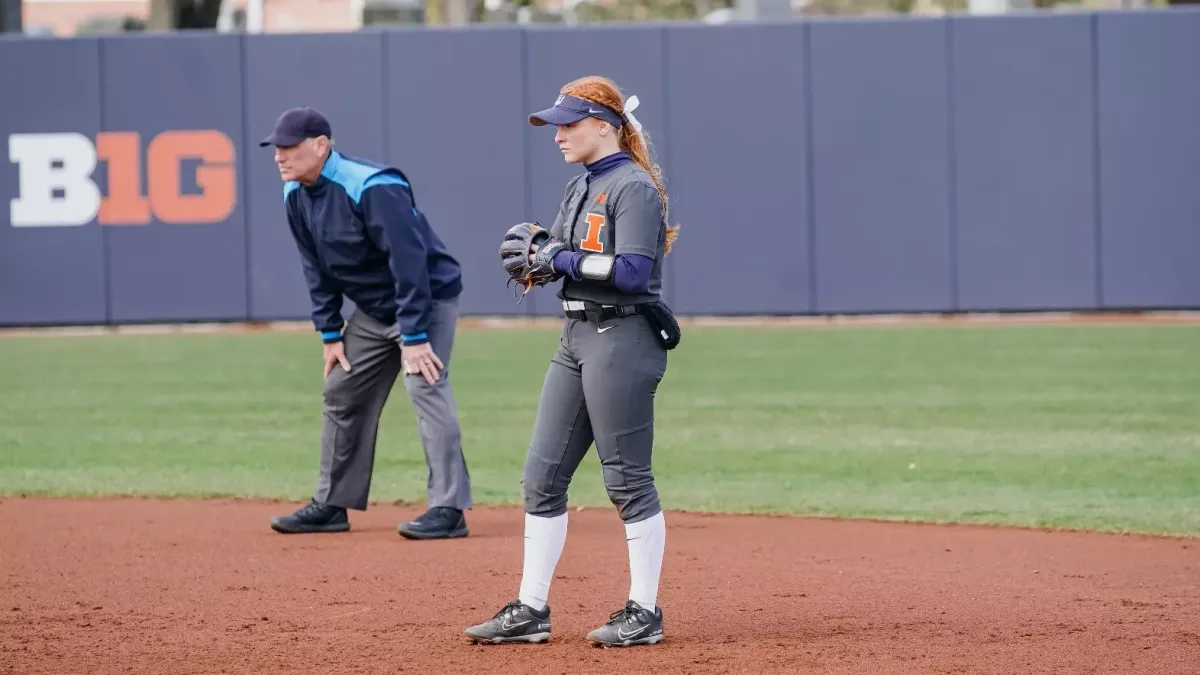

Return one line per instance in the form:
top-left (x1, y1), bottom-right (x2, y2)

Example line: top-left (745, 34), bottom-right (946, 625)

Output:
top-left (551, 250), bottom-right (577, 277)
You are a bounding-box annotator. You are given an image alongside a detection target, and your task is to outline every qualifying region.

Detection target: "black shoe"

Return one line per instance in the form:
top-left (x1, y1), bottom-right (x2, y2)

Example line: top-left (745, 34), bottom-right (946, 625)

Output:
top-left (464, 600), bottom-right (552, 644)
top-left (269, 500), bottom-right (349, 534)
top-left (586, 600), bottom-right (664, 647)
top-left (397, 507), bottom-right (468, 540)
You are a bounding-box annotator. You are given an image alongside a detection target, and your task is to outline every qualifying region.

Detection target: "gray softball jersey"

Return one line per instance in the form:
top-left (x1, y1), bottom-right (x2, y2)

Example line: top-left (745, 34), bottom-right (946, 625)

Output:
top-left (550, 162), bottom-right (667, 306)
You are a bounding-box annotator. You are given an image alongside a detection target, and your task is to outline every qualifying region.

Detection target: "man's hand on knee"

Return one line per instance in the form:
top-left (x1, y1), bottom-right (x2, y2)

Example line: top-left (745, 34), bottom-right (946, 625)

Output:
top-left (323, 342), bottom-right (352, 378)
top-left (402, 342), bottom-right (444, 386)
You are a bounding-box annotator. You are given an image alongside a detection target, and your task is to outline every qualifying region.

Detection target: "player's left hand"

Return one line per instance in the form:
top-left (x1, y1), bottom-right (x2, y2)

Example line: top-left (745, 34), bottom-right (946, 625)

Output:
top-left (402, 342), bottom-right (444, 385)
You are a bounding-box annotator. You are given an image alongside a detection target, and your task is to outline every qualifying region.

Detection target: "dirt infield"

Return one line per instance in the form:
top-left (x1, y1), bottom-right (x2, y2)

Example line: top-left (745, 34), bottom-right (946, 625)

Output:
top-left (2, 498), bottom-right (1197, 674)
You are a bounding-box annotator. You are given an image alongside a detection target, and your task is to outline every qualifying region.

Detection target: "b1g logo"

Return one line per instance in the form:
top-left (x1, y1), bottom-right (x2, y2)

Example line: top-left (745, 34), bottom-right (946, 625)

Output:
top-left (8, 130), bottom-right (237, 228)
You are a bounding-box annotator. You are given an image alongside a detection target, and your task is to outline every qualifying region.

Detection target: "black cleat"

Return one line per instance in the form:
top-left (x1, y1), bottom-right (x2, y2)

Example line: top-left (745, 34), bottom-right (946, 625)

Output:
top-left (397, 507), bottom-right (468, 540)
top-left (269, 500), bottom-right (350, 534)
top-left (586, 600), bottom-right (664, 647)
top-left (465, 600), bottom-right (552, 644)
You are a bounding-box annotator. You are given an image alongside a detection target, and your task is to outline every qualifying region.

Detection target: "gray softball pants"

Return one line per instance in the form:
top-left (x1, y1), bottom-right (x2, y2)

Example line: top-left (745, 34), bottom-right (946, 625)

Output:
top-left (521, 310), bottom-right (669, 524)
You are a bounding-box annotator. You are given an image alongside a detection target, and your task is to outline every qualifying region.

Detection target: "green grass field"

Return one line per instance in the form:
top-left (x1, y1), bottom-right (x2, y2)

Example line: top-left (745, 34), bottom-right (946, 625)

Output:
top-left (1, 322), bottom-right (1197, 536)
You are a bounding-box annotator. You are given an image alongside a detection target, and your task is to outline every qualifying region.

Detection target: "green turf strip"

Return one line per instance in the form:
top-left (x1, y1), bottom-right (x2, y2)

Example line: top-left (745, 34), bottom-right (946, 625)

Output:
top-left (1, 323), bottom-right (1196, 536)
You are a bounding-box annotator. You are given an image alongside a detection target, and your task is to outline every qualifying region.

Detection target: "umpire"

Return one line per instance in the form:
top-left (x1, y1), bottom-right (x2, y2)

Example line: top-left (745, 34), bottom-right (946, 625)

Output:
top-left (260, 106), bottom-right (473, 540)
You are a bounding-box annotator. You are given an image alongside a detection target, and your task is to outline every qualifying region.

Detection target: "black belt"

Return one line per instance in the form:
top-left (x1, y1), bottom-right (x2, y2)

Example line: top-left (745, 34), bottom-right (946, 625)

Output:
top-left (561, 299), bottom-right (644, 323)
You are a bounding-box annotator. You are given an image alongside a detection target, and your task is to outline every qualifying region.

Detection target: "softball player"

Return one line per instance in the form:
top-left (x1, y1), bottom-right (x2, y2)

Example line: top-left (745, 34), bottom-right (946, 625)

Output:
top-left (467, 76), bottom-right (681, 647)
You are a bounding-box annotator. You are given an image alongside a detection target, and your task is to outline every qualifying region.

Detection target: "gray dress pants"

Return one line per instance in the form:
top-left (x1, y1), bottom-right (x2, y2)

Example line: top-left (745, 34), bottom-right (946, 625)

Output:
top-left (313, 297), bottom-right (472, 512)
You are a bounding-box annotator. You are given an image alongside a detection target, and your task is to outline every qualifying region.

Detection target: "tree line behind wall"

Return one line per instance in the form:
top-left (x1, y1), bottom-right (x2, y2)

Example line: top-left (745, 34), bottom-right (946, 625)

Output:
top-left (80, 0), bottom-right (1200, 35)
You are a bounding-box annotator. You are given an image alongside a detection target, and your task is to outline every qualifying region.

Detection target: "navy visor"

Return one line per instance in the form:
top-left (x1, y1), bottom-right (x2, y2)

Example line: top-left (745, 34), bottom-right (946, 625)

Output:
top-left (529, 94), bottom-right (624, 128)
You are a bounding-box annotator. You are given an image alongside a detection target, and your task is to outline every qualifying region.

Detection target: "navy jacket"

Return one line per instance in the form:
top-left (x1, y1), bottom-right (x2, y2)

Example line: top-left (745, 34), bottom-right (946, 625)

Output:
top-left (284, 150), bottom-right (462, 346)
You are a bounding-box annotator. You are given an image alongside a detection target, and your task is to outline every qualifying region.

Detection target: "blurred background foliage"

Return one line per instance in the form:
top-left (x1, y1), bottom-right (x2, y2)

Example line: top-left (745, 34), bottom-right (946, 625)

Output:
top-left (52, 0), bottom-right (1193, 39)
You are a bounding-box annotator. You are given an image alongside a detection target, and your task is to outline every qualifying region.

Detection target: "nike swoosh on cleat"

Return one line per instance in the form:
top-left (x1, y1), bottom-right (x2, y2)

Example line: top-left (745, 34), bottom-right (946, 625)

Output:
top-left (617, 625), bottom-right (649, 640)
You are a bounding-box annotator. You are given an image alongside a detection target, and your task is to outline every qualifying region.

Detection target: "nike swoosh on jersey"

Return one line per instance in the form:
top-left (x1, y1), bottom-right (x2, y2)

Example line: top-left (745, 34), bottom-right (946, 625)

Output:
top-left (597, 326), bottom-right (614, 333)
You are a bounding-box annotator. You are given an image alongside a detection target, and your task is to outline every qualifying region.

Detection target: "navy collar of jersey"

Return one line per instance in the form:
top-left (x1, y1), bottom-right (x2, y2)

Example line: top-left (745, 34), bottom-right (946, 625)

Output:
top-left (585, 151), bottom-right (631, 182)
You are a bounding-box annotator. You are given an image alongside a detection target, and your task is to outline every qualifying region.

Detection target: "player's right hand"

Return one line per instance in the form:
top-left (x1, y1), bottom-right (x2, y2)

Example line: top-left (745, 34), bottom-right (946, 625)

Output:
top-left (323, 341), bottom-right (352, 378)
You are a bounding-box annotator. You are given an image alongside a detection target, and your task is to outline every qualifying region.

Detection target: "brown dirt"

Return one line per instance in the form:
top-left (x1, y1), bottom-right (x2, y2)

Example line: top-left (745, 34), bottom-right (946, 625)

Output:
top-left (2, 498), bottom-right (1197, 674)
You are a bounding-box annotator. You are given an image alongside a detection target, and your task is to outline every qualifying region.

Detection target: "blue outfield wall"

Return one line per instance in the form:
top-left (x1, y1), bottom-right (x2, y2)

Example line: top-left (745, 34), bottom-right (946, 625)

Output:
top-left (1, 9), bottom-right (1198, 327)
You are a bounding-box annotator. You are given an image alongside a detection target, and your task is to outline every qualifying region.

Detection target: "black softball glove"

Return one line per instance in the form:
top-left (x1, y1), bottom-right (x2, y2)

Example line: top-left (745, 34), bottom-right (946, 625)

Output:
top-left (499, 222), bottom-right (567, 301)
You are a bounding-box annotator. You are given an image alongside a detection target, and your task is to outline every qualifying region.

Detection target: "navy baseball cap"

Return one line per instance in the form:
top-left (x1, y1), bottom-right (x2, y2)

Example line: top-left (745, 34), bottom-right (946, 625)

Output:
top-left (529, 94), bottom-right (624, 129)
top-left (259, 107), bottom-right (332, 147)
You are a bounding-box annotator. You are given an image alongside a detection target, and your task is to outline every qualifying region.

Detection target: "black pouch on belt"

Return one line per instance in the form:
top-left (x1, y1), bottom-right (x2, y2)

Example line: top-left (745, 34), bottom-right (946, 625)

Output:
top-left (642, 300), bottom-right (681, 350)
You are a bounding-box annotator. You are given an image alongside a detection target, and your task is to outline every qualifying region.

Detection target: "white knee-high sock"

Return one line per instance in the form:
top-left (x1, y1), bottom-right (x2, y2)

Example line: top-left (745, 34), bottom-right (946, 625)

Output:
top-left (518, 512), bottom-right (568, 612)
top-left (625, 510), bottom-right (666, 611)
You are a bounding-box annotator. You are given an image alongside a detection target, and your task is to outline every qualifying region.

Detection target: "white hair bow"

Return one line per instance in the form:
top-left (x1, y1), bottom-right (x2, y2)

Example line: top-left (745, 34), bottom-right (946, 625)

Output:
top-left (624, 94), bottom-right (644, 138)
